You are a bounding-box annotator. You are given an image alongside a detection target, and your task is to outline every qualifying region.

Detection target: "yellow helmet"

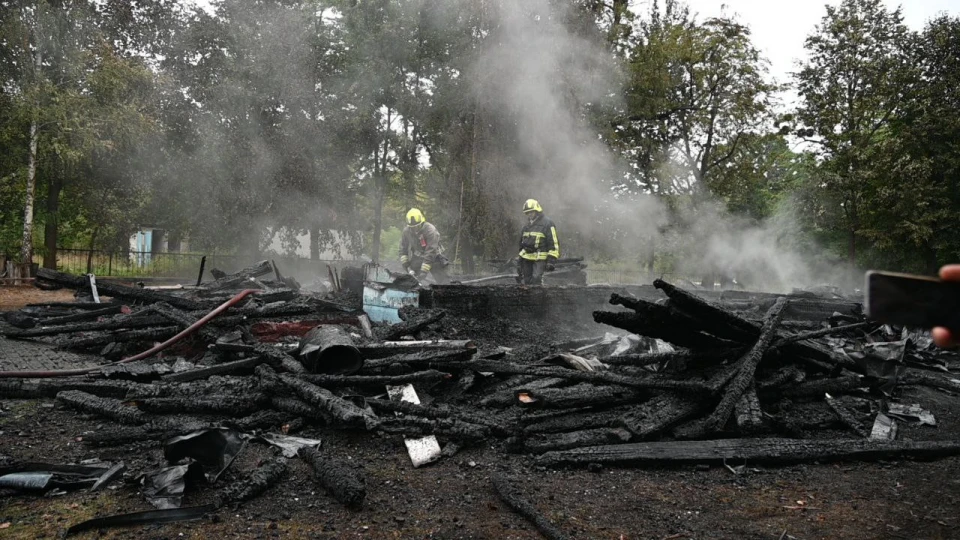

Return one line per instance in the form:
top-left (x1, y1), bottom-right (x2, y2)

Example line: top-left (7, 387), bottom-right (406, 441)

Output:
top-left (522, 199), bottom-right (542, 214)
top-left (406, 208), bottom-right (426, 226)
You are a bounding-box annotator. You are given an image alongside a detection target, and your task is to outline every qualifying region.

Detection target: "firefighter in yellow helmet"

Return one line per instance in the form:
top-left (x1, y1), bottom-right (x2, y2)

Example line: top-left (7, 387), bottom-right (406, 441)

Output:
top-left (517, 199), bottom-right (560, 285)
top-left (399, 208), bottom-right (450, 284)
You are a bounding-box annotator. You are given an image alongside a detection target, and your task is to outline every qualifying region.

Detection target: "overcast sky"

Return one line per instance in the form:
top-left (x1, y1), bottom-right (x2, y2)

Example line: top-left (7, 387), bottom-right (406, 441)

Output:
top-left (671, 0), bottom-right (959, 86)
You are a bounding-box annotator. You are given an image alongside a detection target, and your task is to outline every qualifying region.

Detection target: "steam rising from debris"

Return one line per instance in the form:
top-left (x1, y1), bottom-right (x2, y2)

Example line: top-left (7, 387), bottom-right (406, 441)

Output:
top-left (157, 0), bottom-right (853, 292)
top-left (466, 0), bottom-right (855, 293)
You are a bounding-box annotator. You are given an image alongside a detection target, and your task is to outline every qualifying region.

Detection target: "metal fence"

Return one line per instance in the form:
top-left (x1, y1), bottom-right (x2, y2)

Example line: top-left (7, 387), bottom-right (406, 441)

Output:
top-left (43, 249), bottom-right (659, 286)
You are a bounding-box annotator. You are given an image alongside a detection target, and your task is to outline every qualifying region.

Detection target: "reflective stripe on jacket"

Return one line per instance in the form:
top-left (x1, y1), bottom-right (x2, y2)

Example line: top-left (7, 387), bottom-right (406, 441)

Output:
top-left (519, 214), bottom-right (559, 261)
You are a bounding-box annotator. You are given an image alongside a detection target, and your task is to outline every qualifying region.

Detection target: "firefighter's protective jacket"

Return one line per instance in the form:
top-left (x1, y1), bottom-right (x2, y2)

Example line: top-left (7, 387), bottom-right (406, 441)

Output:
top-left (399, 222), bottom-right (443, 271)
top-left (519, 214), bottom-right (560, 261)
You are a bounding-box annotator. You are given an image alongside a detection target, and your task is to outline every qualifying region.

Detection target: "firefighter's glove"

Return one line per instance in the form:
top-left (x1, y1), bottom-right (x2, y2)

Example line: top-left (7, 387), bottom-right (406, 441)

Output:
top-left (546, 256), bottom-right (557, 272)
top-left (408, 269), bottom-right (416, 277)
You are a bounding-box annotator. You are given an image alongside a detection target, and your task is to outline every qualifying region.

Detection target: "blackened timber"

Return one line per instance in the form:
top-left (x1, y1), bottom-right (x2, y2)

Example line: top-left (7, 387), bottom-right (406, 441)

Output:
top-left (40, 304), bottom-right (124, 325)
top-left (772, 322), bottom-right (869, 348)
top-left (522, 409), bottom-right (621, 435)
top-left (357, 341), bottom-right (476, 360)
top-left (463, 360), bottom-right (709, 392)
top-left (536, 438), bottom-right (960, 468)
top-left (270, 397), bottom-right (333, 424)
top-left (757, 366), bottom-right (805, 390)
top-left (149, 302), bottom-right (220, 343)
top-left (694, 298), bottom-right (787, 437)
top-left (376, 310), bottom-right (446, 341)
top-left (491, 474), bottom-right (569, 540)
top-left (35, 268), bottom-right (206, 311)
top-left (60, 326), bottom-right (178, 350)
top-left (362, 349), bottom-right (476, 369)
top-left (377, 416), bottom-right (490, 440)
top-left (56, 391), bottom-right (148, 425)
top-left (0, 379), bottom-right (144, 400)
top-left (226, 410), bottom-right (291, 432)
top-left (132, 394), bottom-right (268, 417)
top-left (775, 376), bottom-right (865, 398)
top-left (27, 301), bottom-right (118, 310)
top-left (301, 370), bottom-right (451, 388)
top-left (515, 384), bottom-right (645, 409)
top-left (212, 458), bottom-right (287, 509)
top-left (162, 356), bottom-right (276, 383)
top-left (825, 396), bottom-right (870, 438)
top-left (900, 371), bottom-right (960, 393)
top-left (653, 279), bottom-right (759, 340)
top-left (618, 393), bottom-right (706, 439)
top-left (734, 385), bottom-right (764, 433)
top-left (81, 420), bottom-right (212, 447)
top-left (481, 378), bottom-right (565, 408)
top-left (593, 311), bottom-right (734, 350)
top-left (200, 260), bottom-right (272, 293)
top-left (518, 428), bottom-right (632, 454)
top-left (366, 398), bottom-right (509, 435)
top-left (5, 313), bottom-right (169, 338)
top-left (276, 370), bottom-right (376, 427)
top-left (298, 447), bottom-right (366, 508)
top-left (603, 349), bottom-right (740, 367)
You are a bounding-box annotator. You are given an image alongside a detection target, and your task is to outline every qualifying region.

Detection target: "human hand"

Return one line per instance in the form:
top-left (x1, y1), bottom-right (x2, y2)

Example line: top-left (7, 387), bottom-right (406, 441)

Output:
top-left (932, 264), bottom-right (960, 347)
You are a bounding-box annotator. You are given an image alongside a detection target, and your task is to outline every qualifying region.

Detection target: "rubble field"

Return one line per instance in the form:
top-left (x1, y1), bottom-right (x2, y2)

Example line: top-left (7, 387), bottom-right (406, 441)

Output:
top-left (2, 263), bottom-right (960, 539)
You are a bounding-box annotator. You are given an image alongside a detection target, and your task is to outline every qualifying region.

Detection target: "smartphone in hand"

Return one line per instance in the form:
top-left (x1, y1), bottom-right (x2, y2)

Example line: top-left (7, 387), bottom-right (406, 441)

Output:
top-left (865, 270), bottom-right (960, 331)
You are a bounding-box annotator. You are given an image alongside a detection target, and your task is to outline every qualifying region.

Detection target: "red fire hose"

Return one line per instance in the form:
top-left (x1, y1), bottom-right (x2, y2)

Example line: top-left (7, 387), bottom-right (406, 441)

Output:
top-left (0, 289), bottom-right (259, 379)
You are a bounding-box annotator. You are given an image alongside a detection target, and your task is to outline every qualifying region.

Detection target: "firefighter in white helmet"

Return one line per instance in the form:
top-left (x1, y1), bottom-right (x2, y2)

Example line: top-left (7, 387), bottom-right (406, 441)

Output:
top-left (517, 199), bottom-right (560, 285)
top-left (399, 208), bottom-right (449, 284)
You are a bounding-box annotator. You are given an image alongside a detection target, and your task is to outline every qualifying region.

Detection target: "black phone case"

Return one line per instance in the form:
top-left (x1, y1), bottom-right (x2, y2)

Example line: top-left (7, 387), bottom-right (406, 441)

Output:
top-left (865, 271), bottom-right (960, 331)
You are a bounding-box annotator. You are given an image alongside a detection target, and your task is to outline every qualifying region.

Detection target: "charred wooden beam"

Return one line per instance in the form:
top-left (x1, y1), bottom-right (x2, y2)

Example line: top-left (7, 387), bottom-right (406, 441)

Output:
top-left (653, 279), bottom-right (759, 340)
top-left (603, 348), bottom-right (740, 368)
top-left (481, 378), bottom-right (566, 408)
top-left (521, 409), bottom-right (621, 435)
top-left (201, 260), bottom-right (273, 293)
top-left (80, 420), bottom-right (211, 447)
top-left (39, 304), bottom-right (124, 325)
top-left (132, 394), bottom-right (268, 417)
top-left (357, 340), bottom-right (476, 359)
top-left (900, 371), bottom-right (960, 394)
top-left (593, 310), bottom-right (735, 350)
top-left (149, 302), bottom-right (220, 343)
top-left (685, 298), bottom-right (787, 438)
top-left (536, 438), bottom-right (960, 468)
top-left (275, 370), bottom-right (376, 427)
top-left (617, 393), bottom-right (706, 439)
top-left (212, 458), bottom-right (287, 509)
top-left (5, 313), bottom-right (169, 338)
top-left (270, 397), bottom-right (333, 424)
top-left (491, 474), bottom-right (569, 540)
top-left (462, 360), bottom-right (710, 393)
top-left (301, 370), bottom-right (451, 388)
top-left (56, 390), bottom-right (148, 425)
top-left (162, 356), bottom-right (275, 383)
top-left (376, 310), bottom-right (446, 341)
top-left (59, 326), bottom-right (179, 350)
top-left (774, 376), bottom-right (865, 398)
top-left (36, 268), bottom-right (207, 311)
top-left (514, 384), bottom-right (645, 410)
top-left (298, 447), bottom-right (366, 508)
top-left (0, 379), bottom-right (145, 400)
top-left (825, 395), bottom-right (870, 438)
top-left (734, 385), bottom-right (764, 433)
top-left (27, 301), bottom-right (117, 310)
top-left (771, 322), bottom-right (869, 348)
top-left (757, 366), bottom-right (805, 390)
top-left (516, 428), bottom-right (632, 454)
top-left (366, 398), bottom-right (509, 436)
top-left (361, 349), bottom-right (476, 370)
top-left (376, 416), bottom-right (490, 441)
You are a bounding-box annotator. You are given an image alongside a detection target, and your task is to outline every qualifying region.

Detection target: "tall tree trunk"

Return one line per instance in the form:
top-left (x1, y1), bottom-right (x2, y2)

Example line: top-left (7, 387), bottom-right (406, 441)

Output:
top-left (924, 244), bottom-right (938, 276)
top-left (309, 225), bottom-right (320, 260)
top-left (847, 229), bottom-right (856, 265)
top-left (86, 227), bottom-right (99, 274)
top-left (371, 111), bottom-right (391, 265)
top-left (43, 174), bottom-right (63, 269)
top-left (21, 112), bottom-right (40, 263)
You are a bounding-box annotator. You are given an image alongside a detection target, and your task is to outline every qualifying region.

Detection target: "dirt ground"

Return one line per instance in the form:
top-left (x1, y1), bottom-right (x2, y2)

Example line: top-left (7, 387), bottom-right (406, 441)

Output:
top-left (0, 285), bottom-right (74, 311)
top-left (2, 288), bottom-right (960, 539)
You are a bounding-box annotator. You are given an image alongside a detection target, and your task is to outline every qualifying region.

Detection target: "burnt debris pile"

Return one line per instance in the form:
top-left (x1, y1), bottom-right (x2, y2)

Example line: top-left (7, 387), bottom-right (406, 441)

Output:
top-left (3, 267), bottom-right (960, 533)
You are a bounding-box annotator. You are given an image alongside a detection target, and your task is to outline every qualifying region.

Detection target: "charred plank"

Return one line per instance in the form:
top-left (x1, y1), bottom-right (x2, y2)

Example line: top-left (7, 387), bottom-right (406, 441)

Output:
top-left (298, 447), bottom-right (366, 508)
top-left (491, 474), bottom-right (569, 540)
top-left (56, 390), bottom-right (147, 425)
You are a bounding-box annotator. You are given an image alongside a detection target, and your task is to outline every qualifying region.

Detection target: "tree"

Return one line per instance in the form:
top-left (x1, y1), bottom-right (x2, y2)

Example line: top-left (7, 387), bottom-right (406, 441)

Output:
top-left (794, 0), bottom-right (914, 264)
